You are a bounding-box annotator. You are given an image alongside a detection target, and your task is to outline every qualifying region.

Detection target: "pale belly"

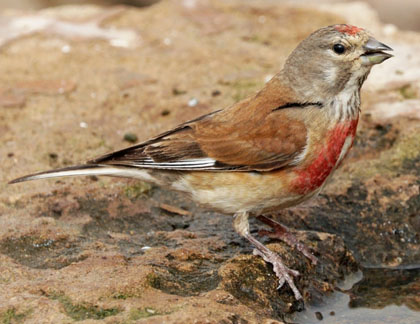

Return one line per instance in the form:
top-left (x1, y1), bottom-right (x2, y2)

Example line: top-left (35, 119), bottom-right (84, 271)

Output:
top-left (174, 170), bottom-right (303, 214)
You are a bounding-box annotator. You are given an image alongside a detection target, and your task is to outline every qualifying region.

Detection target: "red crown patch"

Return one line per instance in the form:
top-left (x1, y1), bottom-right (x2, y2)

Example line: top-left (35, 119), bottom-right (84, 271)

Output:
top-left (334, 24), bottom-right (363, 36)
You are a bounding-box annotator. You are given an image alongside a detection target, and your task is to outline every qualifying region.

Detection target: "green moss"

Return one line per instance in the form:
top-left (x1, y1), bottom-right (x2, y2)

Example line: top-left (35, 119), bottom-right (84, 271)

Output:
top-left (123, 182), bottom-right (152, 199)
top-left (1, 308), bottom-right (31, 324)
top-left (398, 84), bottom-right (417, 99)
top-left (377, 132), bottom-right (419, 168)
top-left (230, 80), bottom-right (262, 102)
top-left (242, 34), bottom-right (270, 45)
top-left (129, 308), bottom-right (160, 320)
top-left (172, 88), bottom-right (187, 96)
top-left (110, 288), bottom-right (142, 300)
top-left (145, 272), bottom-right (162, 289)
top-left (111, 293), bottom-right (128, 300)
top-left (352, 131), bottom-right (420, 179)
top-left (49, 293), bottom-right (120, 321)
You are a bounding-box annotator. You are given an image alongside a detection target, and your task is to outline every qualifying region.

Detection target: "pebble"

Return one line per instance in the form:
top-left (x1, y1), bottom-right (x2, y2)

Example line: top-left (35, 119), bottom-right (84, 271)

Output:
top-left (315, 311), bottom-right (323, 320)
top-left (123, 132), bottom-right (138, 143)
top-left (188, 97), bottom-right (198, 107)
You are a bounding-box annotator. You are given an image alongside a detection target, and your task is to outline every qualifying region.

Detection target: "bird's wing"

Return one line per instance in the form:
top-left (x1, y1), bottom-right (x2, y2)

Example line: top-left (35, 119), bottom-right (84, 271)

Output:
top-left (90, 79), bottom-right (314, 172)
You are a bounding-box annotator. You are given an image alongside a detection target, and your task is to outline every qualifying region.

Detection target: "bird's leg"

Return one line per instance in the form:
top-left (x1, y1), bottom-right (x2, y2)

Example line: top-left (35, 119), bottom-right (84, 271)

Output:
top-left (257, 215), bottom-right (318, 265)
top-left (233, 211), bottom-right (303, 300)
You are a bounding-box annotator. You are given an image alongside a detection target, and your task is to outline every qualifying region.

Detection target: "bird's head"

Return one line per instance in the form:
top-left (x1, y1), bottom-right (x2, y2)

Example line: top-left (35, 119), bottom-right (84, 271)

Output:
top-left (282, 24), bottom-right (393, 102)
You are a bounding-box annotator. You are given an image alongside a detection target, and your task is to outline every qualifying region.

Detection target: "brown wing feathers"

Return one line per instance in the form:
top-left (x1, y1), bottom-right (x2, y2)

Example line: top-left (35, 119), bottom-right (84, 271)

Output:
top-left (90, 79), bottom-right (309, 172)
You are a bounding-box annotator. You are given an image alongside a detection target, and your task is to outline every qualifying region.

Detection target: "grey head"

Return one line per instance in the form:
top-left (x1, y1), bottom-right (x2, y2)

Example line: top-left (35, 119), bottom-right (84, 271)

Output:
top-left (280, 24), bottom-right (393, 103)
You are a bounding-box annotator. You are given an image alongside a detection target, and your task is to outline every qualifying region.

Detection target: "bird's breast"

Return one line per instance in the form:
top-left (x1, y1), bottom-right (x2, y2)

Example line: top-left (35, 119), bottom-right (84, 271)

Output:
top-left (290, 118), bottom-right (359, 194)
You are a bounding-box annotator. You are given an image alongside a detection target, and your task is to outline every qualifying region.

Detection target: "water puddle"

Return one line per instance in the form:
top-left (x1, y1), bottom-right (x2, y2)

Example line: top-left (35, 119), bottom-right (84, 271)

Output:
top-left (288, 267), bottom-right (420, 324)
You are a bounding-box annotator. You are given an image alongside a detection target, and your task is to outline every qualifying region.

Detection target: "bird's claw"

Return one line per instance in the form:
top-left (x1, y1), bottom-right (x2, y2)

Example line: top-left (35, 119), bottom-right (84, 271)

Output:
top-left (257, 216), bottom-right (318, 266)
top-left (253, 248), bottom-right (303, 300)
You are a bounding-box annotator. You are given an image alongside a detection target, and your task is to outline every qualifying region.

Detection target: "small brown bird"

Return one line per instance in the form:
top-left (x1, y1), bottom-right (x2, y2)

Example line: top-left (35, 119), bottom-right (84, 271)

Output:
top-left (10, 25), bottom-right (392, 300)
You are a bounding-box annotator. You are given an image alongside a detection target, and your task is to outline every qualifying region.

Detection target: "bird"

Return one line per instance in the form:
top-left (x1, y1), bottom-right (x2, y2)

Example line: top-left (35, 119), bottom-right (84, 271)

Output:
top-left (9, 24), bottom-right (392, 300)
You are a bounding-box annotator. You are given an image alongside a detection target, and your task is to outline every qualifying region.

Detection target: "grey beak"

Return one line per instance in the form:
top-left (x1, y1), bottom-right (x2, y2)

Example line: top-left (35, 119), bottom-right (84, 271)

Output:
top-left (362, 37), bottom-right (393, 65)
top-left (364, 37), bottom-right (393, 52)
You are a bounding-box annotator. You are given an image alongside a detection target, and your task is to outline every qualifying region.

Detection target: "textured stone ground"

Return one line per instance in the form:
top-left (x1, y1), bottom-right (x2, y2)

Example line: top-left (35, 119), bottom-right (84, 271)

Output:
top-left (0, 1), bottom-right (419, 323)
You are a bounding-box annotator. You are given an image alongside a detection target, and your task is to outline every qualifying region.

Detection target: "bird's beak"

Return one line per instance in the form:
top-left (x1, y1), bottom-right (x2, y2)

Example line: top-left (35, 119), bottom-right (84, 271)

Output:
top-left (361, 37), bottom-right (393, 65)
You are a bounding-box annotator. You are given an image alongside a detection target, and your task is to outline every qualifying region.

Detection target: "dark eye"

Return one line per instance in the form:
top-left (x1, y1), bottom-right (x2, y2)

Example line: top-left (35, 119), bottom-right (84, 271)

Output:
top-left (333, 43), bottom-right (346, 54)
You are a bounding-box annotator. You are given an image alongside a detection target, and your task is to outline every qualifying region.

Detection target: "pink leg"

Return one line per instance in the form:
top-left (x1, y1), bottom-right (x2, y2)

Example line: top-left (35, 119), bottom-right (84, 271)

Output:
top-left (257, 215), bottom-right (318, 265)
top-left (233, 212), bottom-right (303, 300)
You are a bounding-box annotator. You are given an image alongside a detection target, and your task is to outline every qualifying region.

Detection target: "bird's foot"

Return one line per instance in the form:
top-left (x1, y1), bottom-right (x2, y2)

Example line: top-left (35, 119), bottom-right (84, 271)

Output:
top-left (257, 215), bottom-right (318, 265)
top-left (253, 247), bottom-right (302, 300)
top-left (234, 212), bottom-right (304, 300)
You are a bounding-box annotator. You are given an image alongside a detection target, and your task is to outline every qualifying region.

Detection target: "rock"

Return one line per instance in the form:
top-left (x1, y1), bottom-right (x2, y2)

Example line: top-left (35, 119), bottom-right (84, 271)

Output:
top-left (1, 1), bottom-right (419, 323)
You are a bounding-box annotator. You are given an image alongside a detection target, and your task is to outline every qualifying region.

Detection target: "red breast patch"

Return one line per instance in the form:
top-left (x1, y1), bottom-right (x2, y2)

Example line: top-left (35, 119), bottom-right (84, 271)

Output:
top-left (290, 118), bottom-right (359, 195)
top-left (334, 24), bottom-right (363, 36)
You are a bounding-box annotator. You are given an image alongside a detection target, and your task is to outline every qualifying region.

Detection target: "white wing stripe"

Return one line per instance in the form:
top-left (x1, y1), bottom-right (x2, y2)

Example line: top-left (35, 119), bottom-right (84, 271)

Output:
top-left (134, 158), bottom-right (216, 169)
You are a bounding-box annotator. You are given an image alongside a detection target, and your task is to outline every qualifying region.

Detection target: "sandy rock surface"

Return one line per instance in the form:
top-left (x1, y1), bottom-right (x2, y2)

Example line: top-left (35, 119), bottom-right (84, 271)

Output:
top-left (0, 1), bottom-right (419, 323)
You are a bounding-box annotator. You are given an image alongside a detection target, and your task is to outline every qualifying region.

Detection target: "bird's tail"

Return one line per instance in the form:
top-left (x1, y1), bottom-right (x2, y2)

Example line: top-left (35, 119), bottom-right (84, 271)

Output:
top-left (9, 164), bottom-right (155, 184)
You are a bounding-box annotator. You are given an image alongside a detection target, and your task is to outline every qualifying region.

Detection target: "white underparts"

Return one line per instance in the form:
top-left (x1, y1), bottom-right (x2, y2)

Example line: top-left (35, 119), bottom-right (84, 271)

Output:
top-left (337, 135), bottom-right (354, 165)
top-left (328, 66), bottom-right (367, 121)
top-left (330, 87), bottom-right (360, 121)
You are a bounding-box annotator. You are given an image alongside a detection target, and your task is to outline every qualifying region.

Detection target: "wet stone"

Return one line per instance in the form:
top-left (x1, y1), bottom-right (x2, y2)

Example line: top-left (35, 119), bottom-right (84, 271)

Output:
top-left (349, 267), bottom-right (420, 311)
top-left (277, 177), bottom-right (420, 267)
top-left (0, 235), bottom-right (86, 269)
top-left (219, 233), bottom-right (357, 320)
top-left (147, 262), bottom-right (221, 297)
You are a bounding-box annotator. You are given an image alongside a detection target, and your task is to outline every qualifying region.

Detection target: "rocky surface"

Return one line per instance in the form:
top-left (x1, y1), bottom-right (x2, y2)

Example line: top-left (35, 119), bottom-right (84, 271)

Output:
top-left (0, 1), bottom-right (419, 323)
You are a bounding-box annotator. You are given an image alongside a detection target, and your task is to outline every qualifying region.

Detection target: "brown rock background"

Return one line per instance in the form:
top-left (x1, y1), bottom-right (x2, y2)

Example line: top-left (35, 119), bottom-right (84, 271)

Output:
top-left (0, 1), bottom-right (419, 323)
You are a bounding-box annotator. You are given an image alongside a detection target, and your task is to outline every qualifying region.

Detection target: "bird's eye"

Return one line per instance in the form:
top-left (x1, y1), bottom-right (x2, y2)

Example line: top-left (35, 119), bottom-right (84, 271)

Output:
top-left (333, 43), bottom-right (346, 54)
